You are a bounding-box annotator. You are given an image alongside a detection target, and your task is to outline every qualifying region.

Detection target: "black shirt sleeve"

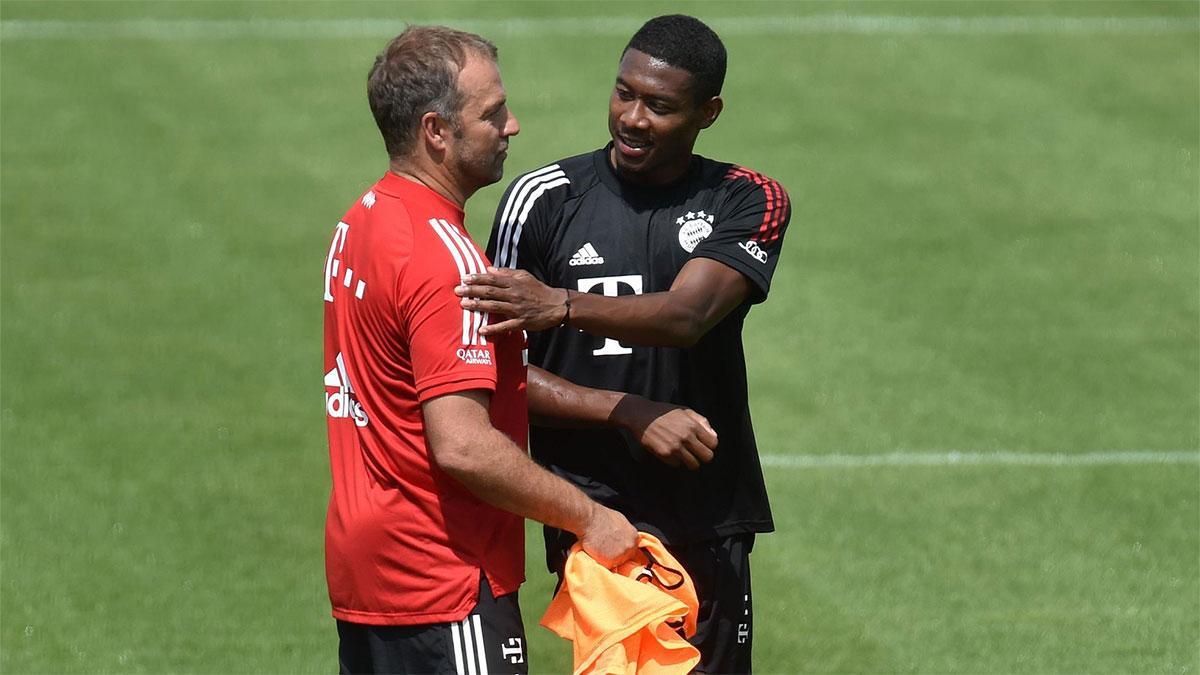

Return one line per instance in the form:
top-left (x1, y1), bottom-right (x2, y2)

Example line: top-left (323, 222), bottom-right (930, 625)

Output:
top-left (690, 168), bottom-right (792, 303)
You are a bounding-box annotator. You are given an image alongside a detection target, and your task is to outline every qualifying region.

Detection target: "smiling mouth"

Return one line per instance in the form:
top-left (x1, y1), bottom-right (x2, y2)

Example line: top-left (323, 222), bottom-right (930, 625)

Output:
top-left (615, 134), bottom-right (653, 159)
top-left (618, 134), bottom-right (652, 150)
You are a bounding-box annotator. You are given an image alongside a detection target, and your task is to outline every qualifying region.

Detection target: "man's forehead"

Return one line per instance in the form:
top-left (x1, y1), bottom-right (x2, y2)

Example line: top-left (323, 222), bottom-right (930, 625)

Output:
top-left (458, 55), bottom-right (505, 100)
top-left (617, 49), bottom-right (693, 96)
top-left (458, 53), bottom-right (500, 84)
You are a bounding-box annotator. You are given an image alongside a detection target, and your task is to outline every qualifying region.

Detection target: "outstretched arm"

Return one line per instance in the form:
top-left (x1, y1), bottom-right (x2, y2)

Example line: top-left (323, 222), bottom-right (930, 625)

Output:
top-left (423, 389), bottom-right (638, 568)
top-left (456, 257), bottom-right (752, 348)
top-left (527, 366), bottom-right (718, 470)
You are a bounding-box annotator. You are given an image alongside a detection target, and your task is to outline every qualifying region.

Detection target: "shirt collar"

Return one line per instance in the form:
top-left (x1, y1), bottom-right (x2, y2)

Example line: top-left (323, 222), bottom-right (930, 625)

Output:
top-left (592, 143), bottom-right (702, 205)
top-left (374, 171), bottom-right (465, 220)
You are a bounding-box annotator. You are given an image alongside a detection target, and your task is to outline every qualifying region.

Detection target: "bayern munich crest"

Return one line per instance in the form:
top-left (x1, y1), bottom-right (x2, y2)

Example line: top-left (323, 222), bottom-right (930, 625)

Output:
top-left (677, 210), bottom-right (715, 253)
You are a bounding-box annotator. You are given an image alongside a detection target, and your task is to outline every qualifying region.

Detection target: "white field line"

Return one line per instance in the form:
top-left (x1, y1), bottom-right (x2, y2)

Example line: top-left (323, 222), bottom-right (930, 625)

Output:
top-left (1, 15), bottom-right (1197, 40)
top-left (761, 450), bottom-right (1200, 469)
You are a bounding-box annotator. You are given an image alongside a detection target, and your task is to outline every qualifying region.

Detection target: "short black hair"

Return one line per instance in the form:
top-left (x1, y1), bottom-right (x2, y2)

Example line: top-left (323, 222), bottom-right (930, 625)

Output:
top-left (623, 15), bottom-right (726, 103)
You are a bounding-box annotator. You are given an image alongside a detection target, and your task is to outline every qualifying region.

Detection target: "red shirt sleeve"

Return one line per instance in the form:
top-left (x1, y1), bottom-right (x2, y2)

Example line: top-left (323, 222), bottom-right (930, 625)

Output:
top-left (397, 219), bottom-right (499, 401)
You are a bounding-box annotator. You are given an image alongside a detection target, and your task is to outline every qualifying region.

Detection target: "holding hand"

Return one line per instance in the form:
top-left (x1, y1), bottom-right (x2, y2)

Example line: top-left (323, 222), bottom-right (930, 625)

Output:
top-left (578, 503), bottom-right (639, 568)
top-left (455, 267), bottom-right (568, 335)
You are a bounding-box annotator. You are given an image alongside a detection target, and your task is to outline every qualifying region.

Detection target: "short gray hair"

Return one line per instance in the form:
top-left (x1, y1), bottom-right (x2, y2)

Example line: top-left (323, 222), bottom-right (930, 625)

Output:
top-left (367, 26), bottom-right (498, 159)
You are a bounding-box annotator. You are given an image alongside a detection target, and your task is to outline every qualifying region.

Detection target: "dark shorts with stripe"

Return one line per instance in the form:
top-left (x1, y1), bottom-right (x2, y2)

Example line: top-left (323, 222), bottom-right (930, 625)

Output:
top-left (336, 576), bottom-right (527, 675)
top-left (548, 530), bottom-right (756, 674)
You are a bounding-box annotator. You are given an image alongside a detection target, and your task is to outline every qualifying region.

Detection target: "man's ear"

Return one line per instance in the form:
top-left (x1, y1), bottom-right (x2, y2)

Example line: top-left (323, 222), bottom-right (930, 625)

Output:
top-left (419, 111), bottom-right (451, 151)
top-left (698, 96), bottom-right (723, 130)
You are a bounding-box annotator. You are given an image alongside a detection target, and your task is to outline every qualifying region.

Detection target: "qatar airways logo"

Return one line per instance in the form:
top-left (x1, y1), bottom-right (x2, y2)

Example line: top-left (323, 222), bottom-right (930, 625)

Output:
top-left (457, 347), bottom-right (493, 366)
top-left (325, 352), bottom-right (368, 427)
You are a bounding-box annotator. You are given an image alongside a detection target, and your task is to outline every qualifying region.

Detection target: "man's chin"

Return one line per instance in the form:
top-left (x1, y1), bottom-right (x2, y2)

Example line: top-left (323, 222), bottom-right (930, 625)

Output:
top-left (474, 163), bottom-right (506, 188)
top-left (613, 155), bottom-right (653, 177)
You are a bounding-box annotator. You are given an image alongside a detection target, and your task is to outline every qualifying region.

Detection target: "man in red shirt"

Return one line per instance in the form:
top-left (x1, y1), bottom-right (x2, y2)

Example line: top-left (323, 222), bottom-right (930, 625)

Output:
top-left (323, 26), bottom-right (717, 674)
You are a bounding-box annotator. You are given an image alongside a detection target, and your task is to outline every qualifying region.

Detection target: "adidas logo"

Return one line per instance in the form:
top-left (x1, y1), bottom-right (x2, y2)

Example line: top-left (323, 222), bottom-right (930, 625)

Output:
top-left (325, 352), bottom-right (369, 427)
top-left (568, 242), bottom-right (605, 266)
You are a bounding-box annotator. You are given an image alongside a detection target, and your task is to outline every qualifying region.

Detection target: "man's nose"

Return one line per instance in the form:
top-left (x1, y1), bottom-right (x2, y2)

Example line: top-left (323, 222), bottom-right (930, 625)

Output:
top-left (621, 101), bottom-right (650, 130)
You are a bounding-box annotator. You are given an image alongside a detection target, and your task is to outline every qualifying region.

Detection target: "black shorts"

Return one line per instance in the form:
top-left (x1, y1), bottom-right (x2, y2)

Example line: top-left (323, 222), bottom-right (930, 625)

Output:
top-left (547, 530), bottom-right (756, 674)
top-left (337, 576), bottom-right (528, 675)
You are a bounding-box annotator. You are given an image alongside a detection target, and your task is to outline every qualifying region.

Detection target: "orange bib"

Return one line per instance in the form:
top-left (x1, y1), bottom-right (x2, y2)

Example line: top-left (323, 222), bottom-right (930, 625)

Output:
top-left (540, 533), bottom-right (700, 674)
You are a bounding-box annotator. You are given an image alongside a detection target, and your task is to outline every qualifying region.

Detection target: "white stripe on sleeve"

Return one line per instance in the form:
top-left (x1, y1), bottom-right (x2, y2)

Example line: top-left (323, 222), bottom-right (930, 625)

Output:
top-left (427, 218), bottom-right (472, 345)
top-left (503, 175), bottom-right (570, 268)
top-left (496, 165), bottom-right (561, 260)
top-left (439, 219), bottom-right (487, 346)
top-left (446, 221), bottom-right (495, 345)
top-left (495, 166), bottom-right (568, 268)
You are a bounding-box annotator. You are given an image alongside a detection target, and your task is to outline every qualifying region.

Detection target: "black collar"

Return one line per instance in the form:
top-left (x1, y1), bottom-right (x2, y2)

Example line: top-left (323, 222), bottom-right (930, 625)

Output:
top-left (592, 143), bottom-right (702, 207)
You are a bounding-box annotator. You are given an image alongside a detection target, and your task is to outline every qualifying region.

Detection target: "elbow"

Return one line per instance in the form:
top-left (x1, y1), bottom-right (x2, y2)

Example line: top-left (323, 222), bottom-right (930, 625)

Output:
top-left (663, 312), bottom-right (707, 348)
top-left (429, 439), bottom-right (480, 480)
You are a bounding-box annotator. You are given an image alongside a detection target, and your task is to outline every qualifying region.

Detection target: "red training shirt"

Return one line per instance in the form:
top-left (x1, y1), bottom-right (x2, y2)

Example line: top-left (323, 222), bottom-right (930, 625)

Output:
top-left (322, 172), bottom-right (527, 626)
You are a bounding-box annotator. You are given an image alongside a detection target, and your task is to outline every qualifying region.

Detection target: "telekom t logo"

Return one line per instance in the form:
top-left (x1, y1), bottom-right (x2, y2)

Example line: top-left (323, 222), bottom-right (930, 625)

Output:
top-left (323, 221), bottom-right (367, 302)
top-left (323, 222), bottom-right (349, 302)
top-left (576, 275), bottom-right (643, 356)
top-left (501, 637), bottom-right (525, 664)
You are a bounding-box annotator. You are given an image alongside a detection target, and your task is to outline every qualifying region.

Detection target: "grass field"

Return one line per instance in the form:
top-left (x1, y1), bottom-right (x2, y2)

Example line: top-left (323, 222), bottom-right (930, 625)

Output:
top-left (2, 1), bottom-right (1197, 672)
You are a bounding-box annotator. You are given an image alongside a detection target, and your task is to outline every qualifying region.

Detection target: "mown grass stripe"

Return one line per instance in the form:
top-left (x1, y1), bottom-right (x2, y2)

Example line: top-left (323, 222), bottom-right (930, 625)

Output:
top-left (762, 450), bottom-right (1200, 468)
top-left (2, 15), bottom-right (1196, 40)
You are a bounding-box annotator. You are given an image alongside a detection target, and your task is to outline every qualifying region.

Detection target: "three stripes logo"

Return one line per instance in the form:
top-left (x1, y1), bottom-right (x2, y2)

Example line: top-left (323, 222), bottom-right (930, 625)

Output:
top-left (427, 218), bottom-right (490, 348)
top-left (449, 614), bottom-right (512, 675)
top-left (725, 166), bottom-right (790, 246)
top-left (494, 164), bottom-right (570, 269)
top-left (568, 242), bottom-right (605, 266)
top-left (325, 352), bottom-right (368, 427)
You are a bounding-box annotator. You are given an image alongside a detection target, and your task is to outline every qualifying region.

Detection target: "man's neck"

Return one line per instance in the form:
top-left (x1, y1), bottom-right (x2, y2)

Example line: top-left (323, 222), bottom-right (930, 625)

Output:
top-left (389, 160), bottom-right (468, 208)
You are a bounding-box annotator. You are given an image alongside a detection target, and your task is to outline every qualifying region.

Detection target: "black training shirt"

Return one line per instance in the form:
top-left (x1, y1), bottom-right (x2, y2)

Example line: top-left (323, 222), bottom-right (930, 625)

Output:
top-left (486, 146), bottom-right (792, 545)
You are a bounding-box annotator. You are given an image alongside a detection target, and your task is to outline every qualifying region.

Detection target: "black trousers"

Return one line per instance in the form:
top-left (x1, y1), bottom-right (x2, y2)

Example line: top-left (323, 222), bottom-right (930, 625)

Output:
top-left (337, 576), bottom-right (528, 675)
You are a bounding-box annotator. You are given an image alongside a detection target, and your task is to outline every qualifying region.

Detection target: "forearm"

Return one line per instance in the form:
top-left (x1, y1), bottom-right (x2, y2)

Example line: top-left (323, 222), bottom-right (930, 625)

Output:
top-left (438, 425), bottom-right (597, 536)
top-left (567, 289), bottom-right (705, 348)
top-left (527, 365), bottom-right (628, 428)
top-left (460, 259), bottom-right (752, 346)
top-left (424, 390), bottom-right (637, 566)
top-left (526, 366), bottom-right (718, 470)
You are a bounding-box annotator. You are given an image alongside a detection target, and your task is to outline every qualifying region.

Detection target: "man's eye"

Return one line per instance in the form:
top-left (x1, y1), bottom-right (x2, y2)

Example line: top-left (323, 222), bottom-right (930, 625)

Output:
top-left (615, 88), bottom-right (633, 101)
top-left (648, 104), bottom-right (671, 115)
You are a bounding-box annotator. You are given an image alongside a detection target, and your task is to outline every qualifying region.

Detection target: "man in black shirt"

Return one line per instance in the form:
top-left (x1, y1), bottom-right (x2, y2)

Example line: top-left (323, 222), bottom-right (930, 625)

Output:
top-left (458, 15), bottom-right (791, 673)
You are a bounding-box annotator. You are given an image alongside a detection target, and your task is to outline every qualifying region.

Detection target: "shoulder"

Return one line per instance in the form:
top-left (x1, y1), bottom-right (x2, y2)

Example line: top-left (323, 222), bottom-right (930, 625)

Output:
top-left (496, 151), bottom-right (598, 217)
top-left (711, 160), bottom-right (790, 203)
top-left (515, 150), bottom-right (595, 184)
top-left (709, 161), bottom-right (792, 230)
top-left (693, 160), bottom-right (793, 245)
top-left (397, 217), bottom-right (483, 296)
top-left (339, 186), bottom-right (420, 265)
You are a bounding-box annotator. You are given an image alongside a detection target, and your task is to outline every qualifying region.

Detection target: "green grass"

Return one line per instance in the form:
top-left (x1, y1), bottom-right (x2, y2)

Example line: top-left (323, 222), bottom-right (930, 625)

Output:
top-left (2, 1), bottom-right (1197, 672)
